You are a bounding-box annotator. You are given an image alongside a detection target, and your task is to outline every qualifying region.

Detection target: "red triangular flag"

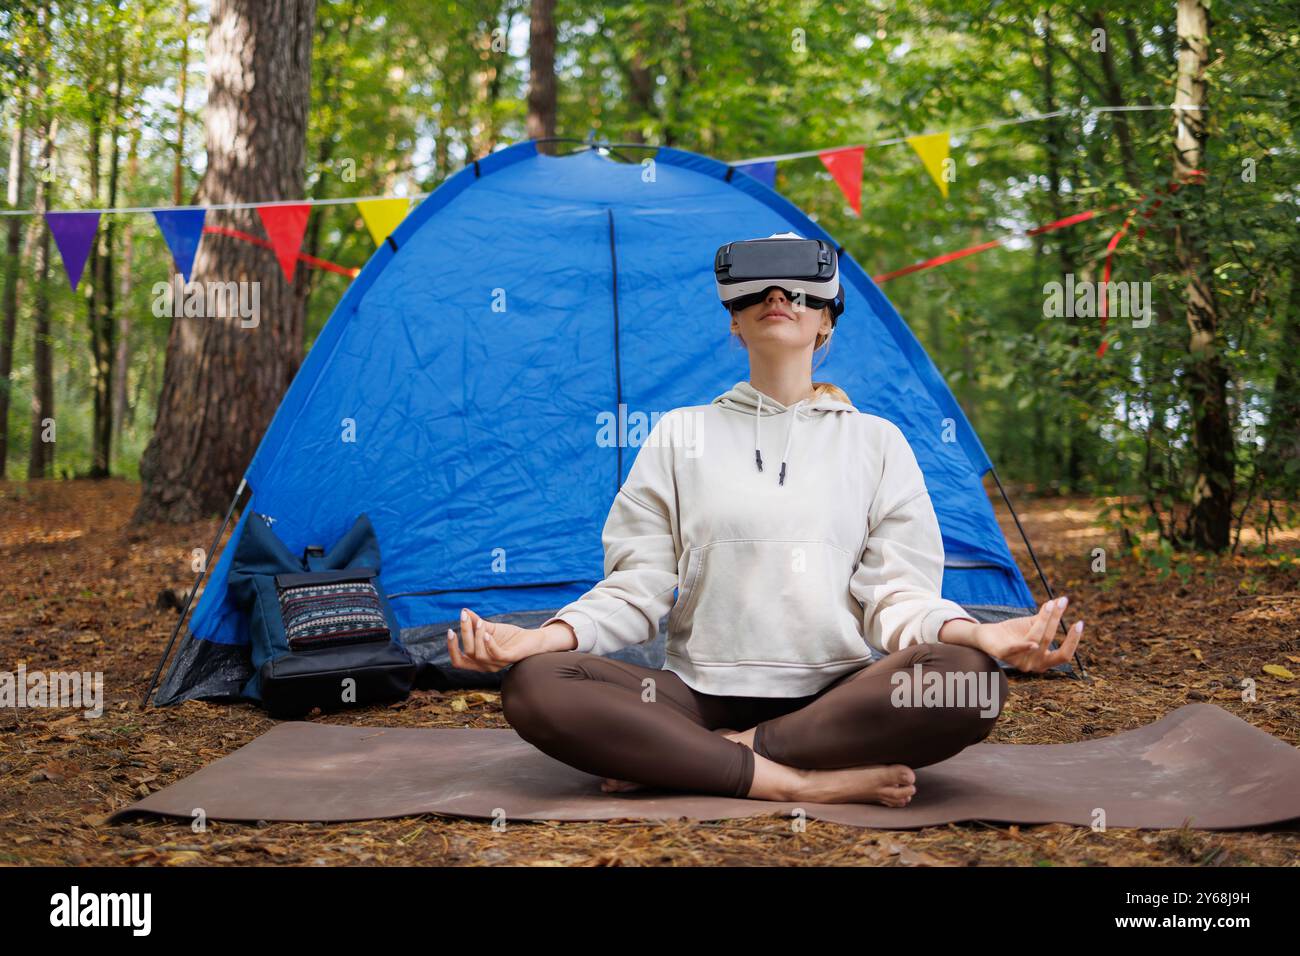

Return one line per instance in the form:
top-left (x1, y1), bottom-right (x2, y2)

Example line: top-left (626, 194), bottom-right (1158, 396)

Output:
top-left (256, 204), bottom-right (311, 283)
top-left (817, 147), bottom-right (864, 216)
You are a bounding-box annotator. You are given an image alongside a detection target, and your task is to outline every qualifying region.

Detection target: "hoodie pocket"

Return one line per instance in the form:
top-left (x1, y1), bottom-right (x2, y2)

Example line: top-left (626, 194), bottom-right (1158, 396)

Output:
top-left (667, 546), bottom-right (705, 634)
top-left (668, 539), bottom-right (866, 666)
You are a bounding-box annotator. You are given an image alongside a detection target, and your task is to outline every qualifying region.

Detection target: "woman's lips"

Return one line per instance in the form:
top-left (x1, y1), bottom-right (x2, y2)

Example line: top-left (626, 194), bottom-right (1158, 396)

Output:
top-left (761, 311), bottom-right (793, 320)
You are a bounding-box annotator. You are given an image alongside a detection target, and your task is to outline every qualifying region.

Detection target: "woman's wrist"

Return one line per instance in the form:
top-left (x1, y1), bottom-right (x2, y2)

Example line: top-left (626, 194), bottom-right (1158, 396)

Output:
top-left (937, 616), bottom-right (982, 648)
top-left (540, 620), bottom-right (578, 652)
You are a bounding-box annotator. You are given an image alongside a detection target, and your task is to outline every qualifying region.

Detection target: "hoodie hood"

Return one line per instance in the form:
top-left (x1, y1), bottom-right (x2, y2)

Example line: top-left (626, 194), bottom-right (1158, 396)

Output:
top-left (711, 380), bottom-right (857, 487)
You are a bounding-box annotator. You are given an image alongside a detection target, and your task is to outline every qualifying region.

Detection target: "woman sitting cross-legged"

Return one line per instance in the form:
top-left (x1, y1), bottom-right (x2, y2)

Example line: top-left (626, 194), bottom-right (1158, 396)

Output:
top-left (447, 233), bottom-right (1083, 806)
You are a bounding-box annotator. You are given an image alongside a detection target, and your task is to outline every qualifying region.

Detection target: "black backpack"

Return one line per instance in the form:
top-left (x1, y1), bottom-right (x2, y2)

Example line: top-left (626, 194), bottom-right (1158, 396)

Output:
top-left (227, 512), bottom-right (417, 718)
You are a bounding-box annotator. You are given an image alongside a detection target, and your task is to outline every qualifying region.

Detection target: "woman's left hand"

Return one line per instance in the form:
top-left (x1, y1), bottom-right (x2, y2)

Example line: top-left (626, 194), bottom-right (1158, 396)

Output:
top-left (974, 596), bottom-right (1084, 673)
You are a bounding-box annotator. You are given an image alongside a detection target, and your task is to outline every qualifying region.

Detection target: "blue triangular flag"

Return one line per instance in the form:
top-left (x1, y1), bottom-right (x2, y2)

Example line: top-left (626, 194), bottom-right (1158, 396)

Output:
top-left (734, 161), bottom-right (777, 188)
top-left (152, 208), bottom-right (207, 281)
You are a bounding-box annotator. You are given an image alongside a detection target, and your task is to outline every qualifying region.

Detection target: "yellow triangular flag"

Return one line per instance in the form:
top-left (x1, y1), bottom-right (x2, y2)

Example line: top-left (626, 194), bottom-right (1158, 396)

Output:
top-left (356, 198), bottom-right (412, 246)
top-left (906, 132), bottom-right (951, 198)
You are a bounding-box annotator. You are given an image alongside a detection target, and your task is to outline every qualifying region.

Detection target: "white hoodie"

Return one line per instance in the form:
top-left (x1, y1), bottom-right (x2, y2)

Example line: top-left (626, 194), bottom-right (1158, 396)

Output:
top-left (543, 380), bottom-right (976, 697)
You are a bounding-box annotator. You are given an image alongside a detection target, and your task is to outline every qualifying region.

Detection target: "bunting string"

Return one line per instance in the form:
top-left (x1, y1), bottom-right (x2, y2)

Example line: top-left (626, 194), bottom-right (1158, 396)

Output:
top-left (0, 192), bottom-right (425, 217)
top-left (0, 102), bottom-right (1207, 307)
top-left (724, 104), bottom-right (1204, 165)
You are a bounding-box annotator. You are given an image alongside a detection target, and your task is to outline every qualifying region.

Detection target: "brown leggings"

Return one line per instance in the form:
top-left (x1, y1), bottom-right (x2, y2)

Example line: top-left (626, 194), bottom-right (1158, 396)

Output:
top-left (500, 641), bottom-right (1008, 799)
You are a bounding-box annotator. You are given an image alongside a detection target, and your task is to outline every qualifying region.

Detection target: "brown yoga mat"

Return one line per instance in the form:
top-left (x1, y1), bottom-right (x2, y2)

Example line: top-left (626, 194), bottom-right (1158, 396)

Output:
top-left (110, 703), bottom-right (1300, 830)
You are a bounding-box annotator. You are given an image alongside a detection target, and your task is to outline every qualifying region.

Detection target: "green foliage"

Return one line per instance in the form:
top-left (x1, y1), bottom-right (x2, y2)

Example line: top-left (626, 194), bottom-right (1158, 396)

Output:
top-left (0, 0), bottom-right (1295, 549)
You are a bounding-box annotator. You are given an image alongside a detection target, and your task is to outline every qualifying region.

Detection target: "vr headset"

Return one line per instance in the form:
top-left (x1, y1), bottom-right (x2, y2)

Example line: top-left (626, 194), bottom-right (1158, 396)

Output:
top-left (714, 232), bottom-right (845, 325)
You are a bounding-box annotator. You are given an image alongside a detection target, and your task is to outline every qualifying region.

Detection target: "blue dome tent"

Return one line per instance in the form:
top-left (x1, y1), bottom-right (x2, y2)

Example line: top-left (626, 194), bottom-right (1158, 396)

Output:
top-left (148, 138), bottom-right (1067, 707)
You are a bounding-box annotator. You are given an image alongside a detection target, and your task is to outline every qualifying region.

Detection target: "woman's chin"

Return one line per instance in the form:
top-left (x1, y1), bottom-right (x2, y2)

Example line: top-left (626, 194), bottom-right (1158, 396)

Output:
top-left (746, 330), bottom-right (816, 352)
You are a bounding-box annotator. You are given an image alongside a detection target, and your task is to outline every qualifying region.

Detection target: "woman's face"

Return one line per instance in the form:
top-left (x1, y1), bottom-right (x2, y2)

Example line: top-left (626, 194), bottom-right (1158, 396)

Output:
top-left (729, 286), bottom-right (834, 355)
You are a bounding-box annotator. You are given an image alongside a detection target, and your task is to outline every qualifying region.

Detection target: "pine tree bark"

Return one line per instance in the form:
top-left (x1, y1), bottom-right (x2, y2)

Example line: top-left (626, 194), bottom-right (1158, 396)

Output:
top-left (1262, 244), bottom-right (1300, 497)
top-left (113, 112), bottom-right (142, 440)
top-left (28, 113), bottom-right (56, 480)
top-left (173, 0), bottom-right (191, 206)
top-left (0, 76), bottom-right (27, 478)
top-left (526, 0), bottom-right (556, 153)
top-left (134, 0), bottom-right (315, 523)
top-left (1173, 0), bottom-right (1234, 550)
top-left (87, 52), bottom-right (124, 479)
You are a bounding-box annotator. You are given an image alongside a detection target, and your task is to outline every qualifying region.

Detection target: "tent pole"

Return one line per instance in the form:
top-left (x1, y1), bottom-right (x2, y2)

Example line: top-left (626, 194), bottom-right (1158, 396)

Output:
top-left (988, 467), bottom-right (1088, 678)
top-left (139, 478), bottom-right (248, 708)
top-left (528, 137), bottom-right (658, 163)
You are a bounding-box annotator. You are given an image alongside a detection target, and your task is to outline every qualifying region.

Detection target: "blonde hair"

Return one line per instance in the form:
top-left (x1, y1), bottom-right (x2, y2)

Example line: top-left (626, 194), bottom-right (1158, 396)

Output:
top-left (812, 380), bottom-right (853, 405)
top-left (811, 316), bottom-right (853, 406)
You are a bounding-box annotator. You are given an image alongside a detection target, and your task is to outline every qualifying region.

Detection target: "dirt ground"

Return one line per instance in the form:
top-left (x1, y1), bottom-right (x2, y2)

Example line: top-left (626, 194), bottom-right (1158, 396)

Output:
top-left (1, 479), bottom-right (1298, 867)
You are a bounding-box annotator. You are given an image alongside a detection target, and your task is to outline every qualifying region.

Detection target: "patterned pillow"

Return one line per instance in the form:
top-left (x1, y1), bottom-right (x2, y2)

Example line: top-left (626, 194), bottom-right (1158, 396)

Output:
top-left (276, 571), bottom-right (391, 650)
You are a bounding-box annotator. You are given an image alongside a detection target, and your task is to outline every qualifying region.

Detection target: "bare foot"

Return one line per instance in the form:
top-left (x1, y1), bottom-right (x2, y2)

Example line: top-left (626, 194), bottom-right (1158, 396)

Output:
top-left (786, 763), bottom-right (918, 806)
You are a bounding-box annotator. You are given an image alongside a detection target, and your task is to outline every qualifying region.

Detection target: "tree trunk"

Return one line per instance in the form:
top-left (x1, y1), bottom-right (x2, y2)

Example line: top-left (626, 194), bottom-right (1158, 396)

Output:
top-left (114, 111), bottom-right (142, 440)
top-left (472, 12), bottom-right (506, 157)
top-left (1037, 13), bottom-right (1071, 278)
top-left (526, 0), bottom-right (556, 153)
top-left (173, 0), bottom-right (191, 206)
top-left (1262, 248), bottom-right (1300, 496)
top-left (1090, 11), bottom-right (1140, 190)
top-left (302, 7), bottom-right (354, 308)
top-left (134, 0), bottom-right (315, 523)
top-left (664, 5), bottom-right (697, 148)
top-left (89, 55), bottom-right (124, 477)
top-left (29, 115), bottom-right (56, 480)
top-left (0, 78), bottom-right (27, 478)
top-left (1121, 20), bottom-right (1158, 134)
top-left (1173, 0), bottom-right (1233, 550)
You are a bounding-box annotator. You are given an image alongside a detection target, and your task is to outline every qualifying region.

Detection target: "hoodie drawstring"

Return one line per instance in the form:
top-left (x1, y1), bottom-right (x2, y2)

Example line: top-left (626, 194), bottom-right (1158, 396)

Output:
top-left (753, 394), bottom-right (804, 486)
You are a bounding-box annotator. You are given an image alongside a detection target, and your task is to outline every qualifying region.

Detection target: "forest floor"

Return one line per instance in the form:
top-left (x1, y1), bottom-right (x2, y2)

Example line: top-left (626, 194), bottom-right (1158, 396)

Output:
top-left (1, 478), bottom-right (1298, 867)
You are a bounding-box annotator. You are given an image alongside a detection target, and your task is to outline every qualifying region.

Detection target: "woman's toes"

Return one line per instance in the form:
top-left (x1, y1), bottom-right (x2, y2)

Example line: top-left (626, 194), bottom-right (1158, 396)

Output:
top-left (887, 765), bottom-right (915, 787)
top-left (880, 784), bottom-right (916, 807)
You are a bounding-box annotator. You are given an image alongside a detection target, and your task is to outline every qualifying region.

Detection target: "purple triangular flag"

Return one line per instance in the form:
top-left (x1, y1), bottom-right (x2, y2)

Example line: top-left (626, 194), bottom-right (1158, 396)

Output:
top-left (735, 161), bottom-right (777, 188)
top-left (152, 208), bottom-right (207, 281)
top-left (45, 211), bottom-right (101, 291)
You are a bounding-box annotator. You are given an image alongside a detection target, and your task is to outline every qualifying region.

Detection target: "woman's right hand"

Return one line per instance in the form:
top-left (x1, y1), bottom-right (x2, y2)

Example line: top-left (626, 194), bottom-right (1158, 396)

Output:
top-left (972, 596), bottom-right (1084, 674)
top-left (446, 607), bottom-right (575, 672)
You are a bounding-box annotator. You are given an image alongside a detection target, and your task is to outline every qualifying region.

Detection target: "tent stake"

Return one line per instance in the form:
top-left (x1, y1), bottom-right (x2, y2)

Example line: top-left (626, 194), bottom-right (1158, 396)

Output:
top-left (140, 478), bottom-right (248, 708)
top-left (989, 467), bottom-right (1088, 678)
